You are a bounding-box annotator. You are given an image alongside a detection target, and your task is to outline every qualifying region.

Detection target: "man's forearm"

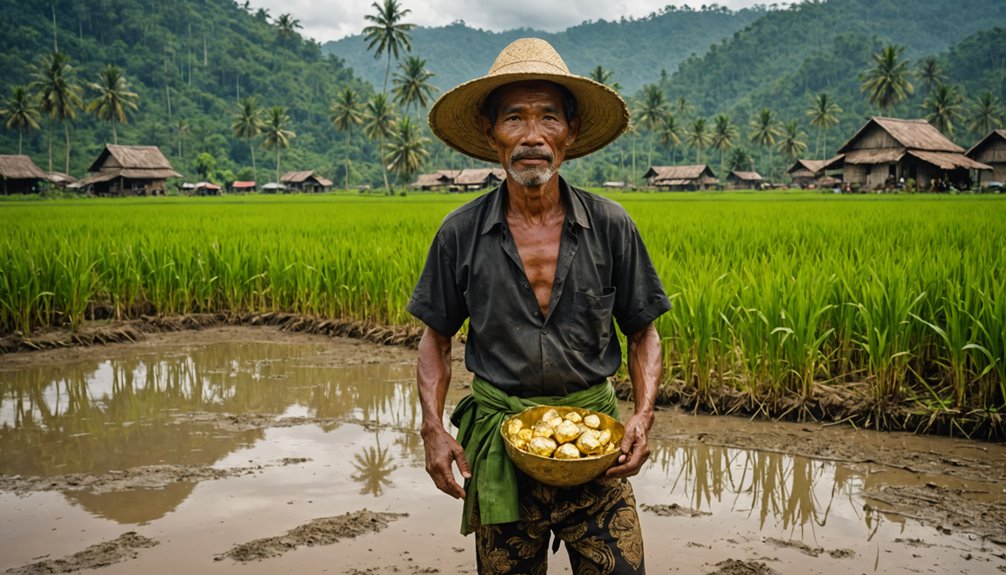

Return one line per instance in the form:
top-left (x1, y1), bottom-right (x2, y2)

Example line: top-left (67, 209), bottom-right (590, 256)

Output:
top-left (417, 326), bottom-right (453, 436)
top-left (627, 322), bottom-right (662, 422)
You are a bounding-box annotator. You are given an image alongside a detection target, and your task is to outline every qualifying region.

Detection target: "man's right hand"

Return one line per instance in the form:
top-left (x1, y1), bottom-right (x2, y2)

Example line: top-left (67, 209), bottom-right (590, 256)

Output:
top-left (422, 428), bottom-right (471, 499)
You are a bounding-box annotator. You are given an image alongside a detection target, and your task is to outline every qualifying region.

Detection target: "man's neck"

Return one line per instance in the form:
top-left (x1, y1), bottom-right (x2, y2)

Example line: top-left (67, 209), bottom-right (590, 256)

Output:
top-left (506, 175), bottom-right (564, 224)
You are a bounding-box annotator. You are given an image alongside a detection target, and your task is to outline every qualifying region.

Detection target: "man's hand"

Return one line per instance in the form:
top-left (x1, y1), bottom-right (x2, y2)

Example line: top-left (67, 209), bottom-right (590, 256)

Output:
top-left (606, 322), bottom-right (662, 478)
top-left (605, 411), bottom-right (653, 478)
top-left (422, 427), bottom-right (471, 499)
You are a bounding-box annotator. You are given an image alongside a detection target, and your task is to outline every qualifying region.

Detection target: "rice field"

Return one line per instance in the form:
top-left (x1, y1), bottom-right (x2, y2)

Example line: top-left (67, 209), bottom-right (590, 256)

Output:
top-left (1, 191), bottom-right (1003, 435)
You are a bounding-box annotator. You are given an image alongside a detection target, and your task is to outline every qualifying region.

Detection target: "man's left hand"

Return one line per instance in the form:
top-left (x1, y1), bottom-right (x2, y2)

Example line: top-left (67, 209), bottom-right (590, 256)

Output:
top-left (605, 411), bottom-right (652, 478)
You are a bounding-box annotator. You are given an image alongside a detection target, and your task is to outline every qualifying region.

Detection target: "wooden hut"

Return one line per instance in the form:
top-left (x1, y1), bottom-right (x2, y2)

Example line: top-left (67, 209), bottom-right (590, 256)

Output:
top-left (281, 171), bottom-right (333, 193)
top-left (77, 145), bottom-right (181, 196)
top-left (726, 170), bottom-right (763, 190)
top-left (453, 168), bottom-right (505, 191)
top-left (643, 165), bottom-right (718, 191)
top-left (966, 129), bottom-right (1006, 186)
top-left (826, 117), bottom-right (990, 191)
top-left (231, 181), bottom-right (257, 193)
top-left (0, 155), bottom-right (48, 194)
top-left (411, 170), bottom-right (459, 191)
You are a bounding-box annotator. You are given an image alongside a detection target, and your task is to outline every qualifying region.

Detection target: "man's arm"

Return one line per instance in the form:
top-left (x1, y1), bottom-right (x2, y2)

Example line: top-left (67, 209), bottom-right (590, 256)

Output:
top-left (606, 322), bottom-right (662, 478)
top-left (417, 326), bottom-right (471, 498)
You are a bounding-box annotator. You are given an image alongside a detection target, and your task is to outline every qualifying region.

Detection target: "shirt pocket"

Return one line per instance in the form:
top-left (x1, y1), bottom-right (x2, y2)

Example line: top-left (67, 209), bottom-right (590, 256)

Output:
top-left (569, 288), bottom-right (616, 353)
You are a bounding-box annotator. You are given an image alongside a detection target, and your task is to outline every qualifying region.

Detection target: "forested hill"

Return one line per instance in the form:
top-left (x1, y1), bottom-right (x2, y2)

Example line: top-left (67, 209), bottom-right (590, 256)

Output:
top-left (322, 6), bottom-right (765, 96)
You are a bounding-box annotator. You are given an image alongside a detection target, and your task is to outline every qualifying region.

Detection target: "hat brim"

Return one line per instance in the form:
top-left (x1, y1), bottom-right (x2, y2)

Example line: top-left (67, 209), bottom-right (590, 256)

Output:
top-left (428, 72), bottom-right (630, 163)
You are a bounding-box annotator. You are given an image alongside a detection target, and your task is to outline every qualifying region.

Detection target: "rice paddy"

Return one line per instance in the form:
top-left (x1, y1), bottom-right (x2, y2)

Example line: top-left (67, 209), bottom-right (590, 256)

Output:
top-left (1, 191), bottom-right (1003, 435)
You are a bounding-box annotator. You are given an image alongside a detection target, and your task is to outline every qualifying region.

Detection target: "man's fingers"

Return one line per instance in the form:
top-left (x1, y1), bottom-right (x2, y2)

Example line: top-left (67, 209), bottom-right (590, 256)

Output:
top-left (453, 444), bottom-right (472, 478)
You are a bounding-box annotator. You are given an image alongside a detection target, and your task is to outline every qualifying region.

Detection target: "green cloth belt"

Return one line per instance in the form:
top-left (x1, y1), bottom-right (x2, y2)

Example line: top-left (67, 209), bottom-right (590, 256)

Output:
top-left (449, 376), bottom-right (619, 535)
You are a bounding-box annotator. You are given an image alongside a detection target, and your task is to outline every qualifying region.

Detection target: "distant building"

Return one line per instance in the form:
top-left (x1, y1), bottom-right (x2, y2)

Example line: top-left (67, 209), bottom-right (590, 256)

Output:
top-left (0, 155), bottom-right (48, 194)
top-left (453, 168), bottom-right (505, 191)
top-left (966, 129), bottom-right (1006, 185)
top-left (643, 165), bottom-right (719, 191)
top-left (76, 144), bottom-right (181, 196)
top-left (231, 181), bottom-right (257, 193)
top-left (725, 170), bottom-right (763, 190)
top-left (280, 171), bottom-right (333, 193)
top-left (826, 117), bottom-right (990, 191)
top-left (193, 182), bottom-right (223, 196)
top-left (411, 170), bottom-right (460, 191)
top-left (785, 158), bottom-right (844, 188)
top-left (261, 182), bottom-right (286, 193)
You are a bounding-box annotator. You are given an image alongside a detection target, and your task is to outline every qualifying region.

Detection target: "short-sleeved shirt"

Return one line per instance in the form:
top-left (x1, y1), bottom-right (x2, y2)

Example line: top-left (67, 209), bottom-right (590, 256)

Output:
top-left (407, 177), bottom-right (671, 398)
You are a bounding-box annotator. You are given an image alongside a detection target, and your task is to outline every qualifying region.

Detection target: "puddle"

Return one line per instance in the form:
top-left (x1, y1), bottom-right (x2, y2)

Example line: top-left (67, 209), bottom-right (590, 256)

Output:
top-left (0, 329), bottom-right (1003, 574)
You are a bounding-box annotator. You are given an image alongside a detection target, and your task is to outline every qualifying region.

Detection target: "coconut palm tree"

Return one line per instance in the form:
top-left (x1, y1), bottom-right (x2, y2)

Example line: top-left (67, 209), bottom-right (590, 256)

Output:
top-left (363, 0), bottom-right (415, 94)
top-left (776, 120), bottom-right (808, 166)
top-left (392, 56), bottom-right (436, 118)
top-left (686, 117), bottom-right (711, 164)
top-left (86, 64), bottom-right (138, 145)
top-left (30, 51), bottom-right (83, 174)
top-left (261, 106), bottom-right (295, 184)
top-left (805, 93), bottom-right (842, 158)
top-left (923, 83), bottom-right (963, 136)
top-left (330, 87), bottom-right (364, 190)
top-left (364, 93), bottom-right (397, 193)
top-left (232, 97), bottom-right (263, 183)
top-left (2, 86), bottom-right (41, 154)
top-left (710, 114), bottom-right (737, 174)
top-left (728, 147), bottom-right (754, 172)
top-left (385, 116), bottom-right (429, 191)
top-left (657, 112), bottom-right (680, 165)
top-left (634, 84), bottom-right (667, 167)
top-left (918, 56), bottom-right (946, 94)
top-left (749, 108), bottom-right (780, 179)
top-left (861, 44), bottom-right (914, 115)
top-left (275, 14), bottom-right (302, 47)
top-left (967, 91), bottom-right (1004, 137)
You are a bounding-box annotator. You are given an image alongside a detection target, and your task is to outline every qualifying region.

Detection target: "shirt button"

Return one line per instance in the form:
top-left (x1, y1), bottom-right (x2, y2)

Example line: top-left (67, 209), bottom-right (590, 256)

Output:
top-left (522, 282), bottom-right (531, 290)
top-left (542, 327), bottom-right (548, 334)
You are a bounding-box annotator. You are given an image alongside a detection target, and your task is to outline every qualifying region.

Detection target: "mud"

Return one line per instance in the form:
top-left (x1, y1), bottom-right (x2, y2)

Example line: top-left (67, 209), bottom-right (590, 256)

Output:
top-left (6, 532), bottom-right (158, 575)
top-left (706, 559), bottom-right (779, 575)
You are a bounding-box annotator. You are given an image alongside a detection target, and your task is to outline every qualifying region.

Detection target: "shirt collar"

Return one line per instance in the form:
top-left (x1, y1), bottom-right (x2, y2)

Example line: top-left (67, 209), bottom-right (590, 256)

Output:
top-left (480, 175), bottom-right (592, 236)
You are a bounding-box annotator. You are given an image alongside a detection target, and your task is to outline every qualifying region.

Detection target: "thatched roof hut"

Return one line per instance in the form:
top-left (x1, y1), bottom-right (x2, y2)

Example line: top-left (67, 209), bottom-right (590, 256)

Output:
top-left (786, 157), bottom-right (843, 187)
top-left (0, 155), bottom-right (48, 194)
top-left (726, 170), bottom-right (763, 190)
top-left (280, 170), bottom-right (333, 192)
top-left (828, 117), bottom-right (989, 191)
top-left (966, 129), bottom-right (1006, 185)
top-left (454, 168), bottom-right (505, 191)
top-left (643, 165), bottom-right (718, 191)
top-left (77, 144), bottom-right (181, 196)
top-left (411, 170), bottom-right (460, 190)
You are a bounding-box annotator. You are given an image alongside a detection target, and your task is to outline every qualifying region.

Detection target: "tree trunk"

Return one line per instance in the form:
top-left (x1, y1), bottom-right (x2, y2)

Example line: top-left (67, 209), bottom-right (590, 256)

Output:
top-left (344, 128), bottom-right (352, 190)
top-left (48, 122), bottom-right (54, 173)
top-left (379, 134), bottom-right (390, 194)
top-left (18, 129), bottom-right (23, 155)
top-left (64, 122), bottom-right (71, 175)
top-left (112, 120), bottom-right (118, 145)
top-left (249, 136), bottom-right (258, 183)
top-left (276, 147), bottom-right (281, 185)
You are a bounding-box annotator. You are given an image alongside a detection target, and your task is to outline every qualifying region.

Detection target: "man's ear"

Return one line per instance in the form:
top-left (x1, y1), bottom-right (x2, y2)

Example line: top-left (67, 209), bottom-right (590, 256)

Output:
top-left (566, 116), bottom-right (580, 146)
top-left (481, 115), bottom-right (498, 150)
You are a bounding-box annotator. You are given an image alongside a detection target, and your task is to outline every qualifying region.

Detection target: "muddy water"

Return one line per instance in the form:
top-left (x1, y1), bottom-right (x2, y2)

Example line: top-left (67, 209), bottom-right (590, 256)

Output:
top-left (0, 329), bottom-right (1003, 575)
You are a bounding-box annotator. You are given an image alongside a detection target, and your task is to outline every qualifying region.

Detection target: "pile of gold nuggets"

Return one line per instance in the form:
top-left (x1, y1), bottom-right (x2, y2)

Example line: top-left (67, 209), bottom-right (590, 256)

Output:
top-left (506, 408), bottom-right (620, 460)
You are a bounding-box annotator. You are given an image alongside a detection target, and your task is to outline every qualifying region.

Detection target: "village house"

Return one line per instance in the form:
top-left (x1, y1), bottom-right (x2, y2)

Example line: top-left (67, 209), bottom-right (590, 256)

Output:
top-left (643, 165), bottom-right (719, 191)
top-left (410, 169), bottom-right (460, 191)
top-left (280, 171), bottom-right (333, 193)
top-left (785, 157), bottom-right (843, 188)
top-left (453, 167), bottom-right (505, 191)
top-left (230, 181), bottom-right (257, 193)
top-left (76, 144), bottom-right (181, 196)
top-left (966, 129), bottom-right (1006, 186)
top-left (725, 170), bottom-right (763, 190)
top-left (0, 155), bottom-right (48, 195)
top-left (824, 117), bottom-right (990, 191)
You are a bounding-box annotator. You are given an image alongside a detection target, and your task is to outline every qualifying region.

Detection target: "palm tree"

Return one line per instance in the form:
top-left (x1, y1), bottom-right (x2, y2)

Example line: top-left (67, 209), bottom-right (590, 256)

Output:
top-left (275, 14), bottom-right (302, 47)
top-left (364, 93), bottom-right (397, 193)
top-left (918, 56), bottom-right (946, 94)
top-left (728, 147), bottom-right (754, 172)
top-left (385, 116), bottom-right (430, 191)
top-left (2, 86), bottom-right (41, 154)
top-left (674, 96), bottom-right (693, 121)
top-left (362, 0), bottom-right (415, 94)
top-left (588, 65), bottom-right (613, 85)
top-left (232, 97), bottom-right (263, 183)
top-left (30, 51), bottom-right (83, 174)
top-left (805, 93), bottom-right (842, 158)
top-left (710, 114), bottom-right (737, 174)
top-left (261, 106), bottom-right (295, 184)
top-left (776, 120), bottom-right (808, 167)
top-left (861, 44), bottom-right (914, 115)
top-left (686, 117), bottom-right (711, 164)
top-left (86, 64), bottom-right (138, 145)
top-left (634, 84), bottom-right (667, 167)
top-left (657, 112), bottom-right (680, 165)
top-left (749, 108), bottom-right (780, 179)
top-left (330, 87), bottom-right (364, 190)
top-left (967, 91), bottom-right (1004, 137)
top-left (923, 83), bottom-right (963, 136)
top-left (175, 119), bottom-right (188, 161)
top-left (392, 56), bottom-right (436, 118)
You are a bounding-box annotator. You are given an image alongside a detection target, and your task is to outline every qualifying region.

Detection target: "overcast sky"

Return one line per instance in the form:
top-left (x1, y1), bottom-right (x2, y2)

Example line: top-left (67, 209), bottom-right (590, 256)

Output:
top-left (244, 0), bottom-right (777, 44)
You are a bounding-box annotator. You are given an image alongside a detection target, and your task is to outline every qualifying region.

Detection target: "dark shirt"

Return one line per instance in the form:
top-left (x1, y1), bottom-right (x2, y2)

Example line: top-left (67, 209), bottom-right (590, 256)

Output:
top-left (407, 177), bottom-right (671, 397)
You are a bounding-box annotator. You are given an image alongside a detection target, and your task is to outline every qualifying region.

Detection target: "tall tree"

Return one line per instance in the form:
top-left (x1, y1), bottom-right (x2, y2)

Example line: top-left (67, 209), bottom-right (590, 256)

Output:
top-left (330, 87), bottom-right (364, 190)
top-left (918, 56), bottom-right (946, 94)
top-left (86, 64), bottom-right (138, 145)
top-left (657, 112), bottom-right (680, 165)
top-left (710, 114), bottom-right (737, 174)
top-left (175, 119), bottom-right (188, 161)
top-left (967, 91), bottom-right (1004, 138)
top-left (392, 56), bottom-right (436, 117)
top-left (232, 97), bottom-right (263, 183)
top-left (805, 93), bottom-right (842, 158)
top-left (923, 83), bottom-right (963, 136)
top-left (588, 65), bottom-right (622, 92)
top-left (261, 106), bottom-right (295, 184)
top-left (634, 84), bottom-right (667, 168)
top-left (30, 51), bottom-right (83, 174)
top-left (364, 93), bottom-right (397, 193)
top-left (861, 44), bottom-right (914, 115)
top-left (276, 14), bottom-right (302, 47)
top-left (728, 147), bottom-right (754, 172)
top-left (776, 120), bottom-right (808, 167)
top-left (385, 116), bottom-right (429, 191)
top-left (686, 117), bottom-right (711, 163)
top-left (2, 86), bottom-right (41, 154)
top-left (749, 108), bottom-right (780, 179)
top-left (362, 0), bottom-right (415, 94)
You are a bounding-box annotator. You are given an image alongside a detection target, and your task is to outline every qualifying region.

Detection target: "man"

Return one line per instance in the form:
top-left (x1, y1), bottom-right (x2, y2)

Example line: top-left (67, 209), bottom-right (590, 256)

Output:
top-left (408, 38), bottom-right (671, 574)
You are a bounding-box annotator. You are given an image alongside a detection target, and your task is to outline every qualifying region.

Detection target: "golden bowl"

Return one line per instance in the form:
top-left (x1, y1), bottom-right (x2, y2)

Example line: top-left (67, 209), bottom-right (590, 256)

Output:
top-left (501, 405), bottom-right (624, 487)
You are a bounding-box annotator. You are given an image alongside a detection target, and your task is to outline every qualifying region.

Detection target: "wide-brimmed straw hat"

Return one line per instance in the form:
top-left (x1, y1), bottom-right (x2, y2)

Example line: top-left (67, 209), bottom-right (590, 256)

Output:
top-left (428, 38), bottom-right (629, 163)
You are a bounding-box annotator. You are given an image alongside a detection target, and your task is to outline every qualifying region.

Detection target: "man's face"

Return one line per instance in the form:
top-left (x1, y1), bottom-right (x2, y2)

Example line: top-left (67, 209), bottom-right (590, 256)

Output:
top-left (482, 81), bottom-right (579, 189)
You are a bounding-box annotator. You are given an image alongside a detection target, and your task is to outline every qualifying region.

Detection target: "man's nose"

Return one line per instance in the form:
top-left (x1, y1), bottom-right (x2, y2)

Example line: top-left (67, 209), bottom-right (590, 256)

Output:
top-left (520, 118), bottom-right (546, 146)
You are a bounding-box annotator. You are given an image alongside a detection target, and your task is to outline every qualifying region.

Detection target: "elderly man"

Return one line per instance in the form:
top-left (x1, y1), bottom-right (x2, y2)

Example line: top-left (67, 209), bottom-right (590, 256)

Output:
top-left (408, 38), bottom-right (671, 574)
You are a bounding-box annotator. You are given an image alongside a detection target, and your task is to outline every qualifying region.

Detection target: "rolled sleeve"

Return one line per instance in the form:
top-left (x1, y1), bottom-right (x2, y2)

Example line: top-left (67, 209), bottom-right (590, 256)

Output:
top-left (613, 221), bottom-right (671, 335)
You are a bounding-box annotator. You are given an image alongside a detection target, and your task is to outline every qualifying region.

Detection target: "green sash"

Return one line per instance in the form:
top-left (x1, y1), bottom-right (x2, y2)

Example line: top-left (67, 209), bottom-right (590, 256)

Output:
top-left (449, 376), bottom-right (619, 535)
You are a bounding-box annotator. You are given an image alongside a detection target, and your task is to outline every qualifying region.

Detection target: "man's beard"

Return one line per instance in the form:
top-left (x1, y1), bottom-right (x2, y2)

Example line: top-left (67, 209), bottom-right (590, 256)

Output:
top-left (507, 148), bottom-right (556, 187)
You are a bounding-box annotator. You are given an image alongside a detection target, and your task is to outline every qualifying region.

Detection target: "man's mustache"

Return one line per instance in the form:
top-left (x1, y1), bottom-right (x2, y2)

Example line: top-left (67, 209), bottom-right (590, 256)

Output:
top-left (510, 148), bottom-right (554, 164)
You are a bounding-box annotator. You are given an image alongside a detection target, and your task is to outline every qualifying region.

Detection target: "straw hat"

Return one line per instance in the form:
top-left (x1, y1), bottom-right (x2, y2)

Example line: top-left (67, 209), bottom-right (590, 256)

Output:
top-left (428, 38), bottom-right (629, 163)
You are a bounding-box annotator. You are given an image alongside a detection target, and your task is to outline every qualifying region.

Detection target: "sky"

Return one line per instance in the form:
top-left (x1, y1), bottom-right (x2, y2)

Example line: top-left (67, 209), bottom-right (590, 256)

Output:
top-left (244, 0), bottom-right (776, 44)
